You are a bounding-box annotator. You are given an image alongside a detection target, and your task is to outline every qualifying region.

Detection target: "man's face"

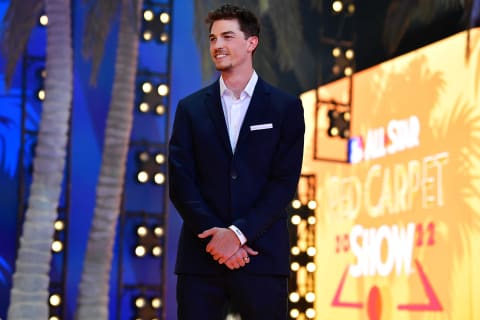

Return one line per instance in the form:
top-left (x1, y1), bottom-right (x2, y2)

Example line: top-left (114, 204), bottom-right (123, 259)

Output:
top-left (209, 19), bottom-right (258, 72)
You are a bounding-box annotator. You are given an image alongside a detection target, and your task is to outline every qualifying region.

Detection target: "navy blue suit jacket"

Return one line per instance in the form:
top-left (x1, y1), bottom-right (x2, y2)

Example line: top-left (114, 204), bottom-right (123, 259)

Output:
top-left (168, 77), bottom-right (305, 276)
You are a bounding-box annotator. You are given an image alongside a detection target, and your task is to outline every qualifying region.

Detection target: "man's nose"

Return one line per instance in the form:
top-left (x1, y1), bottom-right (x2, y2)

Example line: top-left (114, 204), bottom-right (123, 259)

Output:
top-left (212, 38), bottom-right (224, 49)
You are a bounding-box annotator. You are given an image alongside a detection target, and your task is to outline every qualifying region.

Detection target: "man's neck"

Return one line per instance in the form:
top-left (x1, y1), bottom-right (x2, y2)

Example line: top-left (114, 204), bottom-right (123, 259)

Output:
top-left (222, 68), bottom-right (254, 99)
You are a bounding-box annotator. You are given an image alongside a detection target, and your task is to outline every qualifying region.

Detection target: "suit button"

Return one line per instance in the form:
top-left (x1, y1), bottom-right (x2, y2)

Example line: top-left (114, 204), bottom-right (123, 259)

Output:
top-left (231, 171), bottom-right (238, 179)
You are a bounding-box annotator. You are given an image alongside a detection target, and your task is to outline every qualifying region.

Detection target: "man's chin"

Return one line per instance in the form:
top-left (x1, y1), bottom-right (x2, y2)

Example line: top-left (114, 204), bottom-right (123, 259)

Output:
top-left (215, 63), bottom-right (233, 72)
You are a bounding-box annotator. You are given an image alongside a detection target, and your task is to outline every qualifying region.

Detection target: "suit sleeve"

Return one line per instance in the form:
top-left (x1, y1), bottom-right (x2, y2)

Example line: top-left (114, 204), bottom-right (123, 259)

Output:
top-left (168, 99), bottom-right (225, 234)
top-left (233, 97), bottom-right (305, 243)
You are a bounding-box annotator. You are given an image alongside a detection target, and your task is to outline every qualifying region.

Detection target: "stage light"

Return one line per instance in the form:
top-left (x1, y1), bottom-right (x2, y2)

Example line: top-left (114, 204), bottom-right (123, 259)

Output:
top-left (331, 45), bottom-right (355, 79)
top-left (135, 296), bottom-right (147, 308)
top-left (291, 246), bottom-right (300, 255)
top-left (152, 245), bottom-right (162, 256)
top-left (332, 65), bottom-right (342, 76)
top-left (291, 215), bottom-right (301, 225)
top-left (291, 262), bottom-right (300, 271)
top-left (340, 128), bottom-right (350, 139)
top-left (345, 49), bottom-right (355, 60)
top-left (157, 84), bottom-right (169, 96)
top-left (347, 3), bottom-right (355, 14)
top-left (159, 13), bottom-right (170, 24)
top-left (305, 292), bottom-right (316, 303)
top-left (137, 151), bottom-right (166, 185)
top-left (305, 308), bottom-right (316, 319)
top-left (290, 309), bottom-right (300, 318)
top-left (332, 47), bottom-right (341, 57)
top-left (137, 171), bottom-right (149, 183)
top-left (143, 31), bottom-right (153, 41)
top-left (332, 0), bottom-right (343, 13)
top-left (306, 262), bottom-right (316, 272)
top-left (37, 89), bottom-right (46, 101)
top-left (344, 66), bottom-right (353, 76)
top-left (155, 104), bottom-right (166, 115)
top-left (133, 294), bottom-right (162, 319)
top-left (135, 245), bottom-right (147, 257)
top-left (159, 32), bottom-right (169, 43)
top-left (134, 223), bottom-right (164, 258)
top-left (289, 292), bottom-right (300, 303)
top-left (153, 173), bottom-right (165, 185)
top-left (152, 297), bottom-right (162, 309)
top-left (307, 216), bottom-right (316, 225)
top-left (54, 220), bottom-right (64, 231)
top-left (332, 0), bottom-right (355, 15)
top-left (141, 9), bottom-right (171, 44)
top-left (139, 151), bottom-right (150, 161)
top-left (135, 150), bottom-right (165, 184)
top-left (142, 82), bottom-right (153, 93)
top-left (137, 80), bottom-right (168, 116)
top-left (137, 225), bottom-right (148, 237)
top-left (329, 126), bottom-right (339, 136)
top-left (139, 102), bottom-right (150, 113)
top-left (291, 199), bottom-right (302, 209)
top-left (49, 294), bottom-right (61, 307)
top-left (155, 153), bottom-right (165, 165)
top-left (288, 176), bottom-right (316, 320)
top-left (39, 14), bottom-right (48, 26)
top-left (51, 240), bottom-right (63, 253)
top-left (153, 226), bottom-right (164, 237)
top-left (327, 108), bottom-right (350, 139)
top-left (144, 10), bottom-right (154, 21)
top-left (48, 285), bottom-right (64, 320)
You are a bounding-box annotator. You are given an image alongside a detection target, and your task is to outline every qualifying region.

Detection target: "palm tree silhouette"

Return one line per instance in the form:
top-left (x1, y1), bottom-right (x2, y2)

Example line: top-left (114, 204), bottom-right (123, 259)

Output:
top-left (382, 0), bottom-right (475, 57)
top-left (76, 0), bottom-right (143, 318)
top-left (1, 0), bottom-right (73, 318)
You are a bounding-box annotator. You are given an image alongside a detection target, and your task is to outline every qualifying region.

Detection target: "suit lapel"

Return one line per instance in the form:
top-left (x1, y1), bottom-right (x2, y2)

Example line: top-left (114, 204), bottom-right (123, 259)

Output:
top-left (205, 81), bottom-right (232, 155)
top-left (235, 78), bottom-right (271, 153)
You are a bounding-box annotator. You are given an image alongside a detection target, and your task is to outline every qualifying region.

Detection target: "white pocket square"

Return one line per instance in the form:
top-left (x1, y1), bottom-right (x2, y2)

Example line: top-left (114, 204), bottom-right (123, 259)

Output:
top-left (250, 123), bottom-right (273, 131)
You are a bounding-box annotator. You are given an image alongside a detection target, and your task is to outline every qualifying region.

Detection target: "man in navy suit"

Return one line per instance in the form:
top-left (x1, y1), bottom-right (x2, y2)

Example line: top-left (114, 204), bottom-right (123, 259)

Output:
top-left (168, 3), bottom-right (305, 319)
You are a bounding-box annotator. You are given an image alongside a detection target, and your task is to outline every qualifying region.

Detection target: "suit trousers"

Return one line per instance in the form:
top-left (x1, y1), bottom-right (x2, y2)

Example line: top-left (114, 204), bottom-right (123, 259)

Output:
top-left (177, 271), bottom-right (288, 320)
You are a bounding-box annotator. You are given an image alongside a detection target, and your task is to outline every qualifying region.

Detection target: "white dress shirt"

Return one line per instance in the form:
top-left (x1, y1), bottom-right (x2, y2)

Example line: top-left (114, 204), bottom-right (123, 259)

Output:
top-left (219, 71), bottom-right (258, 246)
top-left (219, 71), bottom-right (258, 153)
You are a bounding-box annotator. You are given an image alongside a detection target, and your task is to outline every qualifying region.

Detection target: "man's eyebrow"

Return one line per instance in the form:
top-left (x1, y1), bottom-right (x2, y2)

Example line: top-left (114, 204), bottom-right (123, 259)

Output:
top-left (209, 31), bottom-right (236, 38)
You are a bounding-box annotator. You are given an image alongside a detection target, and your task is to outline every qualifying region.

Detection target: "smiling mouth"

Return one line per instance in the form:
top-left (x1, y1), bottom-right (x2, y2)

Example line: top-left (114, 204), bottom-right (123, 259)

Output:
top-left (214, 52), bottom-right (228, 59)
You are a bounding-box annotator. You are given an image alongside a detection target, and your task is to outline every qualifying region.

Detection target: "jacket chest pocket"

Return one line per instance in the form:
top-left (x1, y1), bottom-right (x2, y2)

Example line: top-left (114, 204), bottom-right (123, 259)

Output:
top-left (245, 127), bottom-right (278, 154)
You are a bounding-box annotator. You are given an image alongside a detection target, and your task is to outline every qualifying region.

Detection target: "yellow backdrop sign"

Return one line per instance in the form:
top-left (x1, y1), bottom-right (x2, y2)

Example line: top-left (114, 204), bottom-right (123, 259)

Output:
top-left (301, 28), bottom-right (480, 320)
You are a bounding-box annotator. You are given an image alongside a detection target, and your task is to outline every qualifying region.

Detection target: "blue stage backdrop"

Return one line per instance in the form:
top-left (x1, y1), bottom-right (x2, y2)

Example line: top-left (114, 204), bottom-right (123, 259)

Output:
top-left (0, 0), bottom-right (202, 319)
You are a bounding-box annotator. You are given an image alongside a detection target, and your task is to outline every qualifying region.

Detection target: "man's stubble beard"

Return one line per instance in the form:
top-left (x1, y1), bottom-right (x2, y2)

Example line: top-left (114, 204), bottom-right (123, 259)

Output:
top-left (215, 63), bottom-right (233, 72)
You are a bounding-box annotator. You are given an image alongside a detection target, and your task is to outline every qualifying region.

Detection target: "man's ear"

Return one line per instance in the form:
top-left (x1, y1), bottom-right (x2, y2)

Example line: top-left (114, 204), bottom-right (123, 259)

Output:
top-left (247, 36), bottom-right (259, 52)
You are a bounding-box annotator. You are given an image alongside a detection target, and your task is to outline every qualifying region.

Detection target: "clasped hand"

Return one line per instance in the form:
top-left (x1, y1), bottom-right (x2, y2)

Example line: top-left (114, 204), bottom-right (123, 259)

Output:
top-left (198, 227), bottom-right (258, 270)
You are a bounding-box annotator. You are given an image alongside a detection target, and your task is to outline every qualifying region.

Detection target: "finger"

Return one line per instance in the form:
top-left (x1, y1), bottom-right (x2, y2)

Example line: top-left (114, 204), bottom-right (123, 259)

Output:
top-left (198, 228), bottom-right (216, 238)
top-left (237, 258), bottom-right (245, 267)
top-left (244, 246), bottom-right (259, 255)
top-left (206, 241), bottom-right (218, 254)
top-left (205, 242), bottom-right (214, 253)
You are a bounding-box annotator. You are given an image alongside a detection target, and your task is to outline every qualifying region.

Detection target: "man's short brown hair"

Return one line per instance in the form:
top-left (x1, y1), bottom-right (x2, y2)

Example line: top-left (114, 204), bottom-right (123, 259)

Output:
top-left (206, 3), bottom-right (260, 39)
